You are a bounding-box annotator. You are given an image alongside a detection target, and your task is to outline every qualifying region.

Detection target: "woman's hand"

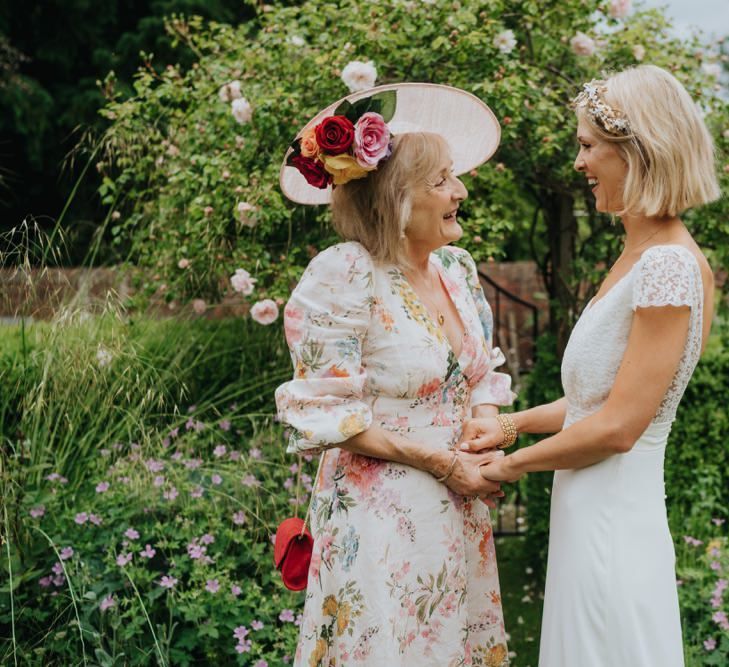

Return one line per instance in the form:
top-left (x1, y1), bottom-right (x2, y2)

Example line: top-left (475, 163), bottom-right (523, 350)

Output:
top-left (479, 454), bottom-right (523, 483)
top-left (458, 417), bottom-right (505, 453)
top-left (444, 449), bottom-right (505, 500)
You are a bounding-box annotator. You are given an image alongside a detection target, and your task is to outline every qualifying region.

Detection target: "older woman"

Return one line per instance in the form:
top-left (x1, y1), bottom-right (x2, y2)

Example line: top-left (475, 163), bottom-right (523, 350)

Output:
top-left (275, 84), bottom-right (514, 666)
top-left (461, 65), bottom-right (720, 666)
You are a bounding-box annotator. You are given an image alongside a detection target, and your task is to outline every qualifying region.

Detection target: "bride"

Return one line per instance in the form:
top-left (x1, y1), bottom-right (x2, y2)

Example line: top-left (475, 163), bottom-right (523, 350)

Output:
top-left (459, 65), bottom-right (720, 666)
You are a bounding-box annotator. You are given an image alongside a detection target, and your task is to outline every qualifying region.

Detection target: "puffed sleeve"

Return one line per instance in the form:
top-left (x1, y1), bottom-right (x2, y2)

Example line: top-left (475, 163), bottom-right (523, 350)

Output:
top-left (631, 246), bottom-right (699, 311)
top-left (452, 247), bottom-right (515, 407)
top-left (275, 242), bottom-right (375, 453)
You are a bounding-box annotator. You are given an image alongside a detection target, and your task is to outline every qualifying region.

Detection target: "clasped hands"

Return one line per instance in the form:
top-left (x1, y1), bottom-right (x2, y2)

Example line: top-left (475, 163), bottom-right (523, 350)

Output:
top-left (444, 416), bottom-right (523, 504)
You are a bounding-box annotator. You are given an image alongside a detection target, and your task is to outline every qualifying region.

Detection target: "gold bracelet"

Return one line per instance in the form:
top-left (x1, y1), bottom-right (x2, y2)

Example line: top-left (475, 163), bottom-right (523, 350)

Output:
top-left (496, 413), bottom-right (518, 449)
top-left (435, 450), bottom-right (458, 483)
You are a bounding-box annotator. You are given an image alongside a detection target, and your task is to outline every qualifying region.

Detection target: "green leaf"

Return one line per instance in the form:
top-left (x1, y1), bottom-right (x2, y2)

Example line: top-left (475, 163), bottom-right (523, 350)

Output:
top-left (333, 99), bottom-right (353, 117)
top-left (372, 91), bottom-right (396, 123)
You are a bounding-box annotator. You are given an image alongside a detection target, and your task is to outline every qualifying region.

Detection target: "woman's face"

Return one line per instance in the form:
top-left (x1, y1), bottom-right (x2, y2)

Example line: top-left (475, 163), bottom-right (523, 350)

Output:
top-left (574, 117), bottom-right (628, 214)
top-left (406, 156), bottom-right (468, 251)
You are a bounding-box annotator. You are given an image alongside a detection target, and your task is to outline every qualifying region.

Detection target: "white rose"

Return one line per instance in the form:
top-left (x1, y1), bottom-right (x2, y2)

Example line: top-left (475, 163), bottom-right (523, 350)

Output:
top-left (250, 299), bottom-right (279, 325)
top-left (608, 0), bottom-right (631, 19)
top-left (231, 98), bottom-right (253, 125)
top-left (341, 60), bottom-right (377, 93)
top-left (218, 80), bottom-right (242, 103)
top-left (570, 32), bottom-right (596, 57)
top-left (230, 268), bottom-right (256, 296)
top-left (493, 30), bottom-right (517, 55)
top-left (236, 201), bottom-right (257, 229)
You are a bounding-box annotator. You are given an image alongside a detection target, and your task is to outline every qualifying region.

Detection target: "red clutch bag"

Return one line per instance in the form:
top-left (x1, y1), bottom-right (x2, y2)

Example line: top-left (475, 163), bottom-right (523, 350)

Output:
top-left (274, 517), bottom-right (314, 591)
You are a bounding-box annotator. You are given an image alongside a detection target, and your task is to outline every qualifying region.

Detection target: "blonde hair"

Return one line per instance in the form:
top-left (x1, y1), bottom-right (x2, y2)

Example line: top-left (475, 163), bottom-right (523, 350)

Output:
top-left (578, 65), bottom-right (720, 218)
top-left (331, 132), bottom-right (450, 266)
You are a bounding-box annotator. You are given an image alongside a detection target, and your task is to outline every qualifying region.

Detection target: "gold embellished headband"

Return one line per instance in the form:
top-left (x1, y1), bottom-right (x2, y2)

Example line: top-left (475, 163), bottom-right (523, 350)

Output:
top-left (572, 80), bottom-right (631, 136)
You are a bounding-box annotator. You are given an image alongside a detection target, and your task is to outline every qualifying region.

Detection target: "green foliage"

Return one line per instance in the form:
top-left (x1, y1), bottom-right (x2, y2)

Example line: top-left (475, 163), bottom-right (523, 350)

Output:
top-left (676, 533), bottom-right (729, 666)
top-left (98, 0), bottom-right (729, 323)
top-left (0, 312), bottom-right (305, 664)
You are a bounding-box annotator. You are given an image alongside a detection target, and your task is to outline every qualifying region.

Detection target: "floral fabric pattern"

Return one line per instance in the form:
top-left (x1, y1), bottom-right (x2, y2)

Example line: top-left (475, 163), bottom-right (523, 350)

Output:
top-left (276, 242), bottom-right (513, 666)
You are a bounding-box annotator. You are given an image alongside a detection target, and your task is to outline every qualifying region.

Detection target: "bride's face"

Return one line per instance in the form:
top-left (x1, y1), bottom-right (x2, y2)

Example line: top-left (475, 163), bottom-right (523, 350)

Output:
top-left (574, 118), bottom-right (628, 214)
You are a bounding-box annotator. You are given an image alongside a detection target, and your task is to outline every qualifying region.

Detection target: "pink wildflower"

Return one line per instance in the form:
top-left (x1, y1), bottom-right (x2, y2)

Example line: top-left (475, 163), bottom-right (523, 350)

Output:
top-left (96, 481), bottom-right (110, 493)
top-left (219, 419), bottom-right (231, 431)
top-left (163, 487), bottom-right (179, 501)
top-left (704, 637), bottom-right (717, 651)
top-left (140, 544), bottom-right (156, 559)
top-left (159, 575), bottom-right (178, 589)
top-left (231, 584), bottom-right (242, 597)
top-left (213, 445), bottom-right (227, 458)
top-left (39, 575), bottom-right (53, 588)
top-left (200, 533), bottom-right (215, 545)
top-left (232, 511), bottom-right (246, 526)
top-left (124, 528), bottom-right (140, 540)
top-left (146, 459), bottom-right (165, 473)
top-left (60, 547), bottom-right (73, 560)
top-left (89, 514), bottom-right (103, 526)
top-left (242, 474), bottom-right (260, 488)
top-left (30, 505), bottom-right (45, 519)
top-left (153, 475), bottom-right (165, 487)
top-left (74, 512), bottom-right (89, 525)
top-left (100, 595), bottom-right (116, 612)
top-left (190, 485), bottom-right (204, 498)
top-left (211, 474), bottom-right (222, 485)
top-left (205, 579), bottom-right (220, 593)
top-left (229, 450), bottom-right (241, 461)
top-left (233, 626), bottom-right (249, 641)
top-left (279, 609), bottom-right (295, 623)
top-left (116, 553), bottom-right (132, 567)
top-left (235, 640), bottom-right (252, 653)
top-left (251, 620), bottom-right (264, 631)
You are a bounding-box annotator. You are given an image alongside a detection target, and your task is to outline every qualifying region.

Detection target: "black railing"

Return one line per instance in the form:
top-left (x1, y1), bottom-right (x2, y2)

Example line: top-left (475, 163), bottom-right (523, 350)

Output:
top-left (477, 269), bottom-right (542, 536)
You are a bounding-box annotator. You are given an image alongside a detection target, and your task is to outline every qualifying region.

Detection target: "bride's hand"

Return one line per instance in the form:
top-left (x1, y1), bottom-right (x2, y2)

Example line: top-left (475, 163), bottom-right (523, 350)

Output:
top-left (479, 455), bottom-right (523, 483)
top-left (444, 450), bottom-right (505, 504)
top-left (458, 417), bottom-right (505, 452)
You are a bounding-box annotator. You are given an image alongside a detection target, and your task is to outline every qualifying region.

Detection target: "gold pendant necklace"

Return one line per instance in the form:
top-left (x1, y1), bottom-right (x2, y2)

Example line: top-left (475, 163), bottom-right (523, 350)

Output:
top-left (437, 312), bottom-right (445, 326)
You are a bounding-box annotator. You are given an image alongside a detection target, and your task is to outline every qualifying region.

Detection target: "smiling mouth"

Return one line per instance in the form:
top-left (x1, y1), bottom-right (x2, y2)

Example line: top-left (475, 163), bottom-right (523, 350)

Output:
top-left (443, 208), bottom-right (459, 222)
top-left (587, 178), bottom-right (599, 192)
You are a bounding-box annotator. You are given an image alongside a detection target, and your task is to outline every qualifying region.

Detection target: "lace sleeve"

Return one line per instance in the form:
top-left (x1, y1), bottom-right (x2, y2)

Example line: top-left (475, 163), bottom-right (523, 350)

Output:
top-left (631, 246), bottom-right (699, 311)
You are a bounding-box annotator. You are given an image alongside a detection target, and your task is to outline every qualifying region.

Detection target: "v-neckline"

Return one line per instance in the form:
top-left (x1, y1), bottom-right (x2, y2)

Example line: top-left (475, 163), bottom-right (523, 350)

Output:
top-left (398, 259), bottom-right (468, 362)
top-left (585, 262), bottom-right (638, 312)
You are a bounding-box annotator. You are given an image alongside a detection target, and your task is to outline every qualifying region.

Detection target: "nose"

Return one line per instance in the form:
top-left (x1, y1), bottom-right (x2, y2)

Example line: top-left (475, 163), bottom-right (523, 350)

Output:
top-left (453, 176), bottom-right (468, 201)
top-left (574, 153), bottom-right (585, 172)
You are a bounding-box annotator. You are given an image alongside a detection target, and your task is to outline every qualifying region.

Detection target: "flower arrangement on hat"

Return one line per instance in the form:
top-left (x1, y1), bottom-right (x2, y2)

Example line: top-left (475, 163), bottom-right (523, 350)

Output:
top-left (286, 91), bottom-right (396, 189)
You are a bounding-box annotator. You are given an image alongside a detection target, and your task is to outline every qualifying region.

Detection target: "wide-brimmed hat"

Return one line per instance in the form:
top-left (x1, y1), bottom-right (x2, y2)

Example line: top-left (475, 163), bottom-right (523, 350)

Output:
top-left (279, 82), bottom-right (501, 205)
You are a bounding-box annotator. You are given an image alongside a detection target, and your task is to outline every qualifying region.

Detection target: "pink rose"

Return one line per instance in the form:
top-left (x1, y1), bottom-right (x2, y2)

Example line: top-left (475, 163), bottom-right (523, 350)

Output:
top-left (230, 268), bottom-right (256, 295)
top-left (608, 0), bottom-right (631, 19)
top-left (353, 112), bottom-right (391, 168)
top-left (250, 299), bottom-right (279, 325)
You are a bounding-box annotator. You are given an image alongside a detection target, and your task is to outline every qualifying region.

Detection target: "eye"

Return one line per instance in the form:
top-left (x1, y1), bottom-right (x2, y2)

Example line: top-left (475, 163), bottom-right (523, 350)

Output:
top-left (579, 142), bottom-right (591, 149)
top-left (435, 176), bottom-right (447, 186)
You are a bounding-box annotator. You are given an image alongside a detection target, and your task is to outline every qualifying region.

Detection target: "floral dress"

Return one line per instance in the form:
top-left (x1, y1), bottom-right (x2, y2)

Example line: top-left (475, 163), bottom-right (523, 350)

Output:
top-left (275, 241), bottom-right (514, 667)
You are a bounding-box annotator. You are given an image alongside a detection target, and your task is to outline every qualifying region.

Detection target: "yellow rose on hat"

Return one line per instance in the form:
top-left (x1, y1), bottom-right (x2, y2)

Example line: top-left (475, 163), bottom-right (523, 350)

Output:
top-left (322, 153), bottom-right (372, 185)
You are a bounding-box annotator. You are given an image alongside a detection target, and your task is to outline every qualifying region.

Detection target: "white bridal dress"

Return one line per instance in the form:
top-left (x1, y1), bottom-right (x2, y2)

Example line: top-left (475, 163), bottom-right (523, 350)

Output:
top-left (539, 245), bottom-right (703, 667)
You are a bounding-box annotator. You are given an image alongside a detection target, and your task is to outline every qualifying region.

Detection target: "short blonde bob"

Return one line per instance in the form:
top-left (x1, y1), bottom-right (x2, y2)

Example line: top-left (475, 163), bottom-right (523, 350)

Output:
top-left (331, 132), bottom-right (450, 266)
top-left (577, 65), bottom-right (720, 218)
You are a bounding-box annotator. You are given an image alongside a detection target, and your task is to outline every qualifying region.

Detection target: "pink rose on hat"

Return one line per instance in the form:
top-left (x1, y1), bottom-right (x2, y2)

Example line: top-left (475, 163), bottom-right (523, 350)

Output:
top-left (353, 112), bottom-right (391, 168)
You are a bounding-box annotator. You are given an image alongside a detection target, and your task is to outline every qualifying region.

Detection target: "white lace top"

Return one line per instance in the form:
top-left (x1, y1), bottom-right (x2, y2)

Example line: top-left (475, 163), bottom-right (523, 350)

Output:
top-left (561, 245), bottom-right (704, 425)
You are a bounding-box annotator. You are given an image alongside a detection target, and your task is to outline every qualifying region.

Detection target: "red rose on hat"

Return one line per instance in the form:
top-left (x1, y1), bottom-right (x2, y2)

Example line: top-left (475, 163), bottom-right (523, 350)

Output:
top-left (290, 154), bottom-right (332, 189)
top-left (315, 115), bottom-right (355, 155)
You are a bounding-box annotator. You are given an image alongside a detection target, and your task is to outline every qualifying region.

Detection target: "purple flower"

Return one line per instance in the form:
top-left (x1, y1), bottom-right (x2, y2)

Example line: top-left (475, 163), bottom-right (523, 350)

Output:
top-left (161, 437), bottom-right (170, 448)
top-left (190, 485), bottom-right (204, 498)
top-left (52, 562), bottom-right (63, 576)
top-left (187, 404), bottom-right (197, 414)
top-left (249, 448), bottom-right (262, 460)
top-left (163, 487), bottom-right (179, 501)
top-left (713, 611), bottom-right (729, 630)
top-left (233, 626), bottom-right (249, 641)
top-left (74, 512), bottom-right (89, 525)
top-left (95, 481), bottom-right (110, 493)
top-left (30, 505), bottom-right (45, 519)
top-left (210, 473), bottom-right (222, 485)
top-left (184, 458), bottom-right (202, 470)
top-left (60, 547), bottom-right (74, 560)
top-left (146, 459), bottom-right (165, 473)
top-left (116, 553), bottom-right (132, 567)
top-left (140, 544), bottom-right (156, 559)
top-left (279, 609), bottom-right (295, 623)
top-left (187, 543), bottom-right (207, 560)
top-left (289, 463), bottom-right (299, 474)
top-left (231, 584), bottom-right (242, 597)
top-left (89, 513), bottom-right (103, 526)
top-left (124, 528), bottom-right (140, 540)
top-left (171, 451), bottom-right (183, 461)
top-left (169, 426), bottom-right (180, 438)
top-left (254, 661), bottom-right (268, 667)
top-left (283, 478), bottom-right (294, 490)
top-left (185, 418), bottom-right (195, 431)
top-left (232, 511), bottom-right (246, 526)
top-left (235, 640), bottom-right (252, 654)
top-left (213, 445), bottom-right (227, 458)
top-left (205, 579), bottom-right (220, 593)
top-left (100, 595), bottom-right (116, 612)
top-left (153, 475), bottom-right (165, 487)
top-left (683, 535), bottom-right (703, 547)
top-left (229, 450), bottom-right (241, 461)
top-left (159, 575), bottom-right (178, 589)
top-left (219, 419), bottom-right (231, 431)
top-left (711, 561), bottom-right (721, 571)
top-left (39, 575), bottom-right (53, 588)
top-left (242, 474), bottom-right (260, 488)
top-left (712, 518), bottom-right (726, 526)
top-left (53, 574), bottom-right (66, 587)
top-left (193, 420), bottom-right (205, 432)
top-left (200, 533), bottom-right (215, 545)
top-left (251, 620), bottom-right (264, 631)
top-left (704, 637), bottom-right (717, 651)
top-left (295, 613), bottom-right (303, 626)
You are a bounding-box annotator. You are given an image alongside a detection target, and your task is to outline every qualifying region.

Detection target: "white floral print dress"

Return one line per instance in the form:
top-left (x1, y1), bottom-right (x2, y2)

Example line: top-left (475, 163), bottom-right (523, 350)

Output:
top-left (275, 241), bottom-right (514, 667)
